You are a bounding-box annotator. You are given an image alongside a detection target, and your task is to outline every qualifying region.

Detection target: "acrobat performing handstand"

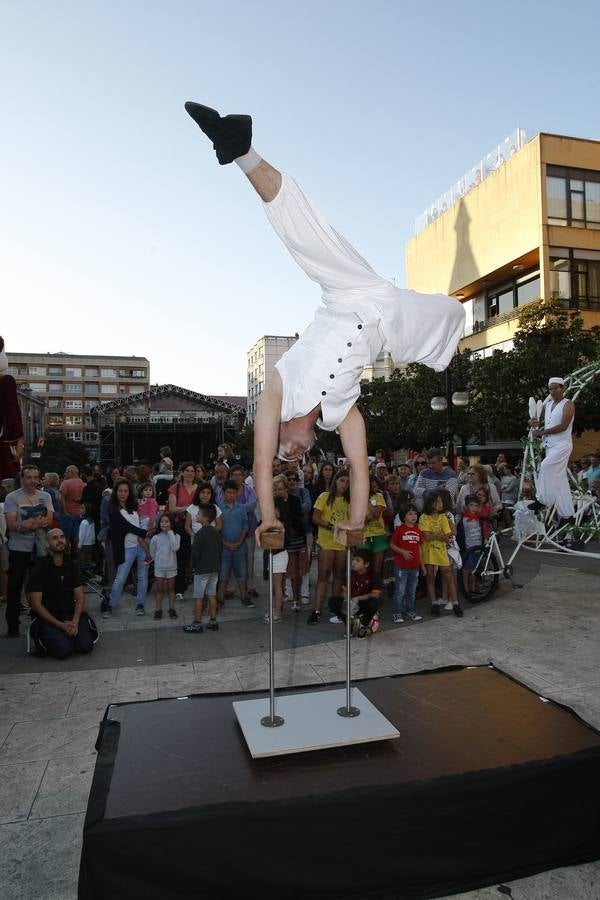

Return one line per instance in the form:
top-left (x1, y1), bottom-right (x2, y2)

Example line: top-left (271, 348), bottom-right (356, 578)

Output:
top-left (185, 102), bottom-right (466, 544)
top-left (529, 376), bottom-right (575, 519)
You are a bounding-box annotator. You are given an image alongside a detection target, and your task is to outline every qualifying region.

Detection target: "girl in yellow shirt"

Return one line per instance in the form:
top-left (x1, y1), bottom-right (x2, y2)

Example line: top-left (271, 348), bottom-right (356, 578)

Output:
top-left (309, 469), bottom-right (350, 624)
top-left (419, 491), bottom-right (463, 618)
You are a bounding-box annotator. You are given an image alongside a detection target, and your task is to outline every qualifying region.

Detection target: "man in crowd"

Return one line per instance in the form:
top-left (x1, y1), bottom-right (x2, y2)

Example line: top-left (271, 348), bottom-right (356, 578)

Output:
top-left (211, 462), bottom-right (230, 507)
top-left (28, 528), bottom-right (96, 659)
top-left (59, 465), bottom-right (85, 547)
top-left (414, 448), bottom-right (458, 504)
top-left (4, 464), bottom-right (54, 636)
top-left (586, 453), bottom-right (600, 490)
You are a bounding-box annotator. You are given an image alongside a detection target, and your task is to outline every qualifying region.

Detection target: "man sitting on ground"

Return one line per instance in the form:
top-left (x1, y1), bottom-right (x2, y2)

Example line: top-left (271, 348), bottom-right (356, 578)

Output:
top-left (27, 528), bottom-right (96, 659)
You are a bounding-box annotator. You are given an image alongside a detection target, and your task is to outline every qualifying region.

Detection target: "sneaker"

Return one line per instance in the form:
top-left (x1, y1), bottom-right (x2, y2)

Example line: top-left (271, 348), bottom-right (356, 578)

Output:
top-left (102, 608), bottom-right (112, 620)
top-left (183, 621), bottom-right (204, 633)
top-left (168, 607), bottom-right (178, 619)
top-left (431, 603), bottom-right (441, 617)
top-left (206, 619), bottom-right (219, 631)
top-left (301, 596), bottom-right (310, 605)
top-left (453, 604), bottom-right (464, 618)
top-left (153, 609), bottom-right (163, 620)
top-left (136, 605), bottom-right (145, 616)
top-left (263, 613), bottom-right (283, 624)
top-left (393, 613), bottom-right (404, 624)
top-left (241, 597), bottom-right (255, 608)
top-left (443, 601), bottom-right (454, 611)
top-left (248, 587), bottom-right (259, 598)
top-left (291, 601), bottom-right (300, 612)
top-left (307, 610), bottom-right (321, 625)
top-left (329, 615), bottom-right (343, 624)
top-left (405, 611), bottom-right (423, 622)
top-left (175, 593), bottom-right (184, 602)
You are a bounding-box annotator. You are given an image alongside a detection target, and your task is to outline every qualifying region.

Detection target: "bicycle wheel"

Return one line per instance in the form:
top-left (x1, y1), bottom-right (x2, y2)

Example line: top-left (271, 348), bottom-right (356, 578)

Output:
top-left (458, 549), bottom-right (500, 604)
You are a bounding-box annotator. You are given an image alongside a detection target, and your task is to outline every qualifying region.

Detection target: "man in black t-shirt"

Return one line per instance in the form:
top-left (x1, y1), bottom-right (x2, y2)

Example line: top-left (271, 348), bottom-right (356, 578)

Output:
top-left (28, 529), bottom-right (96, 659)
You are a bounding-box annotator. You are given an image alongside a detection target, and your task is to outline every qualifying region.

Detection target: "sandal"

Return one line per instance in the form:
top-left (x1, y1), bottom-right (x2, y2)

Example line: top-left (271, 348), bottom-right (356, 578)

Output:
top-left (263, 614), bottom-right (283, 624)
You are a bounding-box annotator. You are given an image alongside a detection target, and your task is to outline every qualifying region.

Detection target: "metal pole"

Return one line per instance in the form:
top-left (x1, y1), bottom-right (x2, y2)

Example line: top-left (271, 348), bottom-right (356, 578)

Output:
top-left (338, 545), bottom-right (360, 718)
top-left (261, 549), bottom-right (284, 728)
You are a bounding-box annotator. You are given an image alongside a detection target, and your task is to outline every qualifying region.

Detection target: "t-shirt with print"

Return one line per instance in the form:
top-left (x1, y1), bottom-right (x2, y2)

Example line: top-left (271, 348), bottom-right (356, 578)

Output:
top-left (314, 492), bottom-right (350, 551)
top-left (391, 524), bottom-right (423, 569)
top-left (4, 488), bottom-right (53, 552)
top-left (363, 491), bottom-right (387, 538)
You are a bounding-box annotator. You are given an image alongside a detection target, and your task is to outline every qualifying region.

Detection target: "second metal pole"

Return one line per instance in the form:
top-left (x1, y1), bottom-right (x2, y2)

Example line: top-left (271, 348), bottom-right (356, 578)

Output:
top-left (261, 548), bottom-right (284, 728)
top-left (338, 544), bottom-right (360, 718)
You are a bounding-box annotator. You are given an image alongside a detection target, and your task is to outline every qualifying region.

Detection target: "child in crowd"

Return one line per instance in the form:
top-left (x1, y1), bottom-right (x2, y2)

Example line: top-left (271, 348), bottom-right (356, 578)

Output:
top-left (184, 505), bottom-right (222, 633)
top-left (476, 486), bottom-right (494, 537)
top-left (419, 491), bottom-right (463, 617)
top-left (77, 502), bottom-right (97, 567)
top-left (439, 489), bottom-right (462, 610)
top-left (457, 495), bottom-right (486, 595)
top-left (394, 489), bottom-right (417, 526)
top-left (500, 464), bottom-right (519, 525)
top-left (137, 482), bottom-right (159, 563)
top-left (360, 476), bottom-right (389, 588)
top-left (150, 513), bottom-right (181, 619)
top-left (389, 503), bottom-right (425, 623)
top-left (328, 549), bottom-right (379, 637)
top-left (185, 481), bottom-right (223, 535)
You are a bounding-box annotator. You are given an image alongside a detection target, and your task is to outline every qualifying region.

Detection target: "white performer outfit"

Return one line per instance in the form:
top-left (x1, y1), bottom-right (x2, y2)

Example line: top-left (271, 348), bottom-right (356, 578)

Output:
top-left (265, 175), bottom-right (466, 431)
top-left (536, 393), bottom-right (574, 518)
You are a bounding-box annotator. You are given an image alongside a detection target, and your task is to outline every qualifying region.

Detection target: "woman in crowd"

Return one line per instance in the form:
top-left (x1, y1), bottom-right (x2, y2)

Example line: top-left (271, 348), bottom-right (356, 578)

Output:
top-left (42, 472), bottom-right (61, 516)
top-left (168, 462), bottom-right (197, 599)
top-left (455, 463), bottom-right (502, 517)
top-left (264, 474), bottom-right (307, 623)
top-left (284, 469), bottom-right (313, 607)
top-left (360, 474), bottom-right (388, 588)
top-left (103, 478), bottom-right (148, 618)
top-left (313, 460), bottom-right (336, 499)
top-left (308, 468), bottom-right (351, 625)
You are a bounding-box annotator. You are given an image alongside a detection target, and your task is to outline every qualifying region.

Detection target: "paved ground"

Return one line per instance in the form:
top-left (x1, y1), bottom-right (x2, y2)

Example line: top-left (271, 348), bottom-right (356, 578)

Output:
top-left (1, 541), bottom-right (599, 900)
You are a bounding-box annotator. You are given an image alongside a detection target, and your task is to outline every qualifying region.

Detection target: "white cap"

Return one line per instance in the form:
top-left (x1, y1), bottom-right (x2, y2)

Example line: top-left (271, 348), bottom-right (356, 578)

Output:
top-left (548, 377), bottom-right (564, 386)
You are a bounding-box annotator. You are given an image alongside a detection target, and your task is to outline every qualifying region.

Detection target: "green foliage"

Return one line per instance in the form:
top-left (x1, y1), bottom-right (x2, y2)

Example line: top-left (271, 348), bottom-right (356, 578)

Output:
top-left (38, 434), bottom-right (91, 475)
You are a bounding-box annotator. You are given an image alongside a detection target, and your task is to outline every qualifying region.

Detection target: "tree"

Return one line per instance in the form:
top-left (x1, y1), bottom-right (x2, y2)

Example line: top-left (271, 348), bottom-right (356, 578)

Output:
top-left (38, 434), bottom-right (91, 475)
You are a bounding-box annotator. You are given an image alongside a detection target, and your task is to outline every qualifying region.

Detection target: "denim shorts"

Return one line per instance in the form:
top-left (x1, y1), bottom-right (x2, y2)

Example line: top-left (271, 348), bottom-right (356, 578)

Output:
top-left (193, 573), bottom-right (219, 598)
top-left (221, 546), bottom-right (247, 580)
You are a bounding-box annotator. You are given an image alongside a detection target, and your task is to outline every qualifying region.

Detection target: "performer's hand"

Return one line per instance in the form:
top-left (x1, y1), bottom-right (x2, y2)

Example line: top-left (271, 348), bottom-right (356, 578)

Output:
top-left (532, 429), bottom-right (543, 439)
top-left (528, 418), bottom-right (539, 427)
top-left (255, 518), bottom-right (284, 548)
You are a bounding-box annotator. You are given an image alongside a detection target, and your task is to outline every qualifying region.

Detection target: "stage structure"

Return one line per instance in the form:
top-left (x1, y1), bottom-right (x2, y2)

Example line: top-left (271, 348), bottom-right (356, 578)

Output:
top-left (91, 384), bottom-right (246, 466)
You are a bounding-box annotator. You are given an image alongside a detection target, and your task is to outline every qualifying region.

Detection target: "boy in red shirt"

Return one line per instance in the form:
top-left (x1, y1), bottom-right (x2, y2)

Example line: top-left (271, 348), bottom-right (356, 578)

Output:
top-left (390, 503), bottom-right (425, 623)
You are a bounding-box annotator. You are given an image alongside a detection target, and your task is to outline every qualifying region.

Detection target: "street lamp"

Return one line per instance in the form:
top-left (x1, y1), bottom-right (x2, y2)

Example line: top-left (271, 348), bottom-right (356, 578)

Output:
top-left (430, 353), bottom-right (469, 465)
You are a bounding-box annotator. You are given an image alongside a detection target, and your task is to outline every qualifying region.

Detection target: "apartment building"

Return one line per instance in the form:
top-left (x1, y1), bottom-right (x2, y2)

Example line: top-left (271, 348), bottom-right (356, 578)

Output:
top-left (246, 335), bottom-right (298, 423)
top-left (6, 352), bottom-right (150, 450)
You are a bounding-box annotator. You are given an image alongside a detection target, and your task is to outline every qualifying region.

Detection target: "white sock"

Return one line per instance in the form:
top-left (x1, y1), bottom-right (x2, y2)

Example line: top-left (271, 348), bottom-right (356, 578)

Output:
top-left (235, 147), bottom-right (261, 174)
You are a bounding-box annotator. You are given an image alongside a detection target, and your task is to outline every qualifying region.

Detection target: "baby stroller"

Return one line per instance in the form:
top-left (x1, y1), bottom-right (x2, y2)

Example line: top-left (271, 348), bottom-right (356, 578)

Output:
top-left (79, 562), bottom-right (112, 613)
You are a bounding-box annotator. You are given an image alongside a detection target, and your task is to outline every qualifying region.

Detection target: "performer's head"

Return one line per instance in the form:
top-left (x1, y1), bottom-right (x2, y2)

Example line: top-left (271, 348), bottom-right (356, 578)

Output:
top-left (277, 413), bottom-right (317, 464)
top-left (548, 377), bottom-right (565, 401)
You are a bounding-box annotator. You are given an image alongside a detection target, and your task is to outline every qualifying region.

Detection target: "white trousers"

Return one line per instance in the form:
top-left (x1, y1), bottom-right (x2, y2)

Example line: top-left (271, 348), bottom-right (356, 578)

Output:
top-left (537, 442), bottom-right (574, 518)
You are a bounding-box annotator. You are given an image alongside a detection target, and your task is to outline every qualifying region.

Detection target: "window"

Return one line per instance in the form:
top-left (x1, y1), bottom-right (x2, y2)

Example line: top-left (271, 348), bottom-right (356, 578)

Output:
top-left (549, 249), bottom-right (600, 309)
top-left (84, 432), bottom-right (98, 443)
top-left (65, 432), bottom-right (82, 442)
top-left (516, 275), bottom-right (541, 308)
top-left (65, 367), bottom-right (82, 378)
top-left (486, 270), bottom-right (540, 320)
top-left (65, 399), bottom-right (83, 409)
top-left (84, 400), bottom-right (95, 410)
top-left (132, 369), bottom-right (146, 378)
top-left (85, 367), bottom-right (99, 377)
top-left (48, 399), bottom-right (62, 409)
top-left (84, 383), bottom-right (99, 395)
top-left (65, 415), bottom-right (83, 425)
top-left (101, 384), bottom-right (117, 394)
top-left (48, 382), bottom-right (62, 394)
top-left (129, 386), bottom-right (144, 394)
top-left (84, 416), bottom-right (92, 427)
top-left (65, 383), bottom-right (82, 393)
top-left (28, 366), bottom-right (46, 376)
top-left (547, 167), bottom-right (600, 229)
top-left (6, 366), bottom-right (18, 375)
top-left (101, 368), bottom-right (116, 378)
top-left (48, 366), bottom-right (63, 376)
top-left (48, 415), bottom-right (63, 426)
top-left (28, 382), bottom-right (46, 393)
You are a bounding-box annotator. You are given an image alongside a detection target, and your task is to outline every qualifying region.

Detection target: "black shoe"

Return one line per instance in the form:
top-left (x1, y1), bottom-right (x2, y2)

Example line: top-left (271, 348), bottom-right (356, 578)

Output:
top-left (241, 597), bottom-right (255, 608)
top-left (206, 619), bottom-right (219, 631)
top-left (307, 610), bottom-right (321, 625)
top-left (527, 499), bottom-right (545, 512)
top-left (453, 604), bottom-right (464, 618)
top-left (430, 603), bottom-right (441, 617)
top-left (184, 102), bottom-right (252, 165)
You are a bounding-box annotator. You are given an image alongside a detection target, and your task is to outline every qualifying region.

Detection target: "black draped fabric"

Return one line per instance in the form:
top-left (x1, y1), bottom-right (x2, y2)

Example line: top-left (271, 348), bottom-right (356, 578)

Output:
top-left (79, 666), bottom-right (600, 900)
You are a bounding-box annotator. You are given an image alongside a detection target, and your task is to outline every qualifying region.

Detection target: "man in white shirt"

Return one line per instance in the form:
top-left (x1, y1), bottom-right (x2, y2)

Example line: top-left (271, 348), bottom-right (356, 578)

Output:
top-left (185, 102), bottom-right (466, 544)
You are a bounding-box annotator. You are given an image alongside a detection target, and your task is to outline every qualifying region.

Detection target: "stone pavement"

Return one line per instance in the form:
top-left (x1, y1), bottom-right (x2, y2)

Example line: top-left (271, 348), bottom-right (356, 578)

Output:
top-left (1, 545), bottom-right (599, 900)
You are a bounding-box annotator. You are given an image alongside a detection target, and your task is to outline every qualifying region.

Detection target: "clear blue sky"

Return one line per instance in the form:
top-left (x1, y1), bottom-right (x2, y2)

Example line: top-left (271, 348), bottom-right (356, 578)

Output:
top-left (2, 0), bottom-right (599, 395)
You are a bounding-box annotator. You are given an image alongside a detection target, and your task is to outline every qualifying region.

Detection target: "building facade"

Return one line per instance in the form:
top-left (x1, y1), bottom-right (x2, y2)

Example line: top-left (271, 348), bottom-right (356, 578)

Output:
top-left (6, 352), bottom-right (150, 451)
top-left (16, 387), bottom-right (46, 462)
top-left (246, 335), bottom-right (298, 423)
top-left (406, 131), bottom-right (600, 358)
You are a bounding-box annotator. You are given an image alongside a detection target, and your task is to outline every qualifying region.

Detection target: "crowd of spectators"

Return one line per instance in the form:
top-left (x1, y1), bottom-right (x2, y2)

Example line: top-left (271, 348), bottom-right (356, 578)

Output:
top-left (1, 444), bottom-right (599, 657)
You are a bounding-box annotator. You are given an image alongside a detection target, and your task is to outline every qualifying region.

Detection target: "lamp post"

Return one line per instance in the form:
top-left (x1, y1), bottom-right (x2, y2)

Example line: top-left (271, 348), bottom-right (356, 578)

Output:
top-left (430, 354), bottom-right (469, 466)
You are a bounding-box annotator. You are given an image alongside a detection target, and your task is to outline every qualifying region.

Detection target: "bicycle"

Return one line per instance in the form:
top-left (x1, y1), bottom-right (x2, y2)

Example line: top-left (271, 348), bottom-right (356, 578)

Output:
top-left (457, 526), bottom-right (522, 604)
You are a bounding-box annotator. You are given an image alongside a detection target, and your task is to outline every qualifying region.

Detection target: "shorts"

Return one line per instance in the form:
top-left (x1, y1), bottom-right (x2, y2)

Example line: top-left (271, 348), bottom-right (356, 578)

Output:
top-left (271, 550), bottom-right (289, 575)
top-left (0, 542), bottom-right (9, 572)
top-left (286, 549), bottom-right (309, 578)
top-left (463, 549), bottom-right (482, 571)
top-left (359, 534), bottom-right (389, 553)
top-left (193, 573), bottom-right (219, 598)
top-left (221, 547), bottom-right (247, 580)
top-left (154, 567), bottom-right (177, 580)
